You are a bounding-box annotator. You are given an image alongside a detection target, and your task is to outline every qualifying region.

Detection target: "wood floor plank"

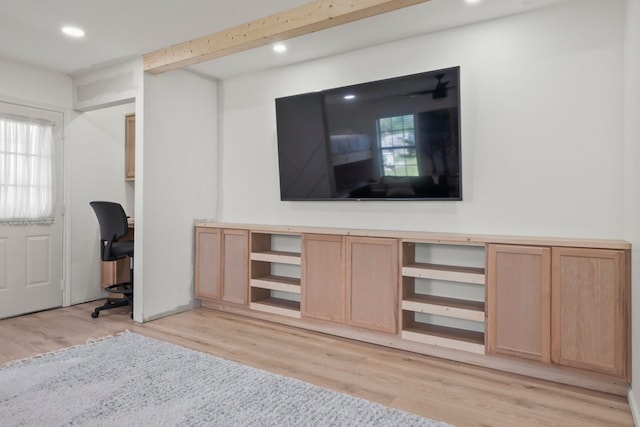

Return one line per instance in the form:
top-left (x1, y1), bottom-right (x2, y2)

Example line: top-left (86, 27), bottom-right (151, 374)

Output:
top-left (0, 301), bottom-right (633, 426)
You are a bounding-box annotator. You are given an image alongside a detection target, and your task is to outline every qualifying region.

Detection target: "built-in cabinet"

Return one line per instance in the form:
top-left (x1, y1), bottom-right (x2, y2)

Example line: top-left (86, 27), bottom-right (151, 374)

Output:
top-left (194, 223), bottom-right (631, 394)
top-left (486, 244), bottom-right (629, 378)
top-left (195, 227), bottom-right (248, 304)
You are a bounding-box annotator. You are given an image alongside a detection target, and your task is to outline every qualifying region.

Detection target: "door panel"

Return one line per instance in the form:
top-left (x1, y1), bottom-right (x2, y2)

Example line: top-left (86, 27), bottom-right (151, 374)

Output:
top-left (346, 236), bottom-right (398, 333)
top-left (551, 247), bottom-right (628, 378)
top-left (221, 229), bottom-right (249, 305)
top-left (0, 103), bottom-right (63, 319)
top-left (195, 227), bottom-right (222, 300)
top-left (486, 244), bottom-right (551, 362)
top-left (301, 234), bottom-right (345, 322)
top-left (26, 235), bottom-right (52, 286)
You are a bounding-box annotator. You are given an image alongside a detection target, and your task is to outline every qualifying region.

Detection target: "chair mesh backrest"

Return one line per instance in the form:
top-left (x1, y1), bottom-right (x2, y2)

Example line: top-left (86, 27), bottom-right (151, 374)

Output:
top-left (89, 201), bottom-right (129, 260)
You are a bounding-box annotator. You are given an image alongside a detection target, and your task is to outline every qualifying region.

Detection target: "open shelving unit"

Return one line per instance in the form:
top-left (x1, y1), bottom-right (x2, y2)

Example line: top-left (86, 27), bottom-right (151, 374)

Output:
top-left (249, 231), bottom-right (302, 318)
top-left (401, 240), bottom-right (486, 354)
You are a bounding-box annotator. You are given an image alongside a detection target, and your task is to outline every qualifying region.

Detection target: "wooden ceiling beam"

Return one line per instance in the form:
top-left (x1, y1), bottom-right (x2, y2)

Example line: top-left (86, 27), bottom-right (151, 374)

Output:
top-left (143, 0), bottom-right (431, 74)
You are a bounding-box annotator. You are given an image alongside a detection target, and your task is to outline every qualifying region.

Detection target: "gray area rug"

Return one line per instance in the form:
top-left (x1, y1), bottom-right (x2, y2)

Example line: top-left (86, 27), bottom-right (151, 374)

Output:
top-left (0, 331), bottom-right (451, 426)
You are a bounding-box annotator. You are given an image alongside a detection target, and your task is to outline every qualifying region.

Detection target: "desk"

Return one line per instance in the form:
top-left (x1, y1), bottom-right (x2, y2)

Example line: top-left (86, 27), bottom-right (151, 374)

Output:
top-left (100, 218), bottom-right (134, 288)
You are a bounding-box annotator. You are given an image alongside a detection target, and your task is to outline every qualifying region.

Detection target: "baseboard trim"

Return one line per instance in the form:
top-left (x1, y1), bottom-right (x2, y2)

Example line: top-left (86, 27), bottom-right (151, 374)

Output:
top-left (143, 300), bottom-right (198, 323)
top-left (628, 387), bottom-right (639, 426)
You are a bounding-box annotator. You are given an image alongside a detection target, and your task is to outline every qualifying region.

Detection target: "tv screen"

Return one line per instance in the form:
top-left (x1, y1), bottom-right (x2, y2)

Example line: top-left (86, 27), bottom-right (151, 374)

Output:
top-left (275, 66), bottom-right (461, 201)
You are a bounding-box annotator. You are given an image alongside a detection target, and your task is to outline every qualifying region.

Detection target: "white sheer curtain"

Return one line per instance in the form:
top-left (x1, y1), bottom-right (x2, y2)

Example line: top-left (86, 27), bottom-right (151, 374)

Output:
top-left (0, 113), bottom-right (55, 224)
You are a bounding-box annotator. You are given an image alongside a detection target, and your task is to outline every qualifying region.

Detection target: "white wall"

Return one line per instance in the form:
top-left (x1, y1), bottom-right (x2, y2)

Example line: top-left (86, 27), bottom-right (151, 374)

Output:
top-left (0, 57), bottom-right (72, 110)
top-left (140, 69), bottom-right (218, 320)
top-left (624, 0), bottom-right (640, 421)
top-left (65, 102), bottom-right (135, 304)
top-left (219, 0), bottom-right (625, 240)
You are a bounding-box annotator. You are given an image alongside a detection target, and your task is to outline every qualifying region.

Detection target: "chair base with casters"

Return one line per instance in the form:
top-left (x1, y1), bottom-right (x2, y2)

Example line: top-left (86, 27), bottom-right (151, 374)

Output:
top-left (91, 283), bottom-right (133, 318)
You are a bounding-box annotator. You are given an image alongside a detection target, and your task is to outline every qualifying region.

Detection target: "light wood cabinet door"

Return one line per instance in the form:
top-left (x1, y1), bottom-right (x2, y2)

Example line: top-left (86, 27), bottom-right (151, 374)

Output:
top-left (301, 234), bottom-right (345, 322)
top-left (195, 227), bottom-right (222, 300)
top-left (551, 247), bottom-right (628, 378)
top-left (346, 236), bottom-right (398, 334)
top-left (221, 229), bottom-right (249, 305)
top-left (487, 245), bottom-right (551, 362)
top-left (125, 113), bottom-right (135, 181)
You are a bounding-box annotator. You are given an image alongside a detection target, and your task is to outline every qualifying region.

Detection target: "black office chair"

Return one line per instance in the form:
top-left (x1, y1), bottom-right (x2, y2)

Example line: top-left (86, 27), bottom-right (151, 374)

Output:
top-left (89, 201), bottom-right (134, 318)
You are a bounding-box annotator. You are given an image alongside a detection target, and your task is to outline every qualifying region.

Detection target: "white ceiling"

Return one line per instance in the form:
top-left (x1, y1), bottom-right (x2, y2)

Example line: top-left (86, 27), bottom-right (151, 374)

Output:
top-left (0, 0), bottom-right (572, 80)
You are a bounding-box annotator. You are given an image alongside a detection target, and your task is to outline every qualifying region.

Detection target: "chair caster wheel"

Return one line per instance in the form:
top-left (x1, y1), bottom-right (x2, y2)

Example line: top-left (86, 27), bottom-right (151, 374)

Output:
top-left (91, 311), bottom-right (99, 318)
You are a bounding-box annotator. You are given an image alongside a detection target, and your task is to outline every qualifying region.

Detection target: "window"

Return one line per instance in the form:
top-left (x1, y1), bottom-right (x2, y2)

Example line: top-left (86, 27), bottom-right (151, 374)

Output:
top-left (0, 114), bottom-right (55, 224)
top-left (377, 114), bottom-right (418, 177)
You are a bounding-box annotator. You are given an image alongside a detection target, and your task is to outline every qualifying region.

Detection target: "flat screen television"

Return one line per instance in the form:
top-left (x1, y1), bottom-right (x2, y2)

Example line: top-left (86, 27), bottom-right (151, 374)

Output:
top-left (275, 66), bottom-right (461, 201)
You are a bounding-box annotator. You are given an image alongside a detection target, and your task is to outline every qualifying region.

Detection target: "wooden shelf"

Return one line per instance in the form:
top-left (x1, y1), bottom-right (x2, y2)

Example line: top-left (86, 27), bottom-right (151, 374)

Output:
top-left (250, 275), bottom-right (301, 294)
top-left (250, 297), bottom-right (301, 318)
top-left (403, 263), bottom-right (485, 284)
top-left (402, 295), bottom-right (485, 322)
top-left (401, 241), bottom-right (486, 354)
top-left (402, 322), bottom-right (485, 354)
top-left (251, 250), bottom-right (301, 265)
top-left (249, 232), bottom-right (302, 319)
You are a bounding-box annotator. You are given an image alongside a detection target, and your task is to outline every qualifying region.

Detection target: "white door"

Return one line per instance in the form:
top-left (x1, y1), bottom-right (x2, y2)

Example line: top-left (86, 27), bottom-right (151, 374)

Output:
top-left (0, 103), bottom-right (64, 319)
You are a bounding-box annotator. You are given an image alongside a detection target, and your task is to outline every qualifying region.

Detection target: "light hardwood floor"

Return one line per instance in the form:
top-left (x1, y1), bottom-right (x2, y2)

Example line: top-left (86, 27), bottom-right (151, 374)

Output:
top-left (0, 301), bottom-right (633, 427)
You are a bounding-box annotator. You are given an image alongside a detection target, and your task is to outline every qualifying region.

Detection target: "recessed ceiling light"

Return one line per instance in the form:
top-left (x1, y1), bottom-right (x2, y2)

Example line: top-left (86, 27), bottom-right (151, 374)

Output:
top-left (62, 26), bottom-right (85, 38)
top-left (465, 0), bottom-right (482, 4)
top-left (273, 43), bottom-right (287, 53)
top-left (343, 94), bottom-right (356, 100)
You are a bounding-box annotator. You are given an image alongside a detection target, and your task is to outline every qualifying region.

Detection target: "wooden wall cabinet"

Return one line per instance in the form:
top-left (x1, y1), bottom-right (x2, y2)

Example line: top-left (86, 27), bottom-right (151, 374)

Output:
top-left (346, 236), bottom-right (398, 334)
top-left (194, 227), bottom-right (248, 304)
top-left (551, 247), bottom-right (628, 378)
top-left (301, 234), bottom-right (345, 323)
top-left (487, 244), bottom-right (551, 362)
top-left (125, 113), bottom-right (135, 181)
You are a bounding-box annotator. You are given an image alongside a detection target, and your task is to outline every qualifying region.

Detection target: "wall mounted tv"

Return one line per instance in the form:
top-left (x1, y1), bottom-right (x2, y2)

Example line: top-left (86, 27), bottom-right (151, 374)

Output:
top-left (275, 66), bottom-right (461, 201)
